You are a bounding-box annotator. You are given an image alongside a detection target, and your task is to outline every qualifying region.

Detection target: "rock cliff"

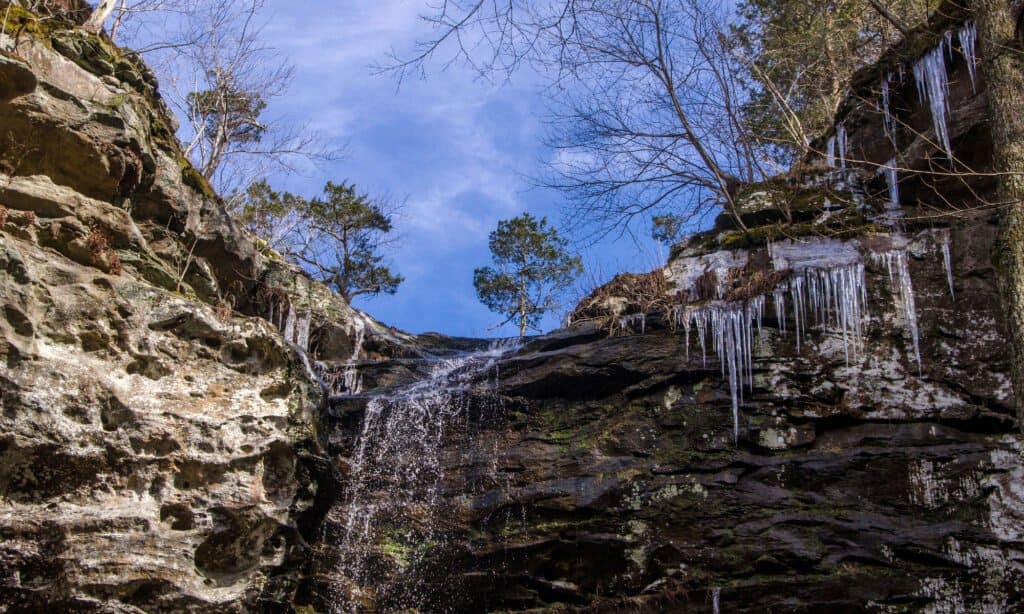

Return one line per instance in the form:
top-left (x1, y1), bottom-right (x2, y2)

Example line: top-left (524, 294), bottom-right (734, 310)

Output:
top-left (0, 6), bottom-right (363, 611)
top-left (301, 6), bottom-right (1024, 613)
top-left (2, 3), bottom-right (1023, 614)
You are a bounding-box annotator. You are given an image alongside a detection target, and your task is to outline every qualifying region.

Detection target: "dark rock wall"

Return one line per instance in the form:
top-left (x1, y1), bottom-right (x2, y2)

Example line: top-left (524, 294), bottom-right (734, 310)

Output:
top-left (309, 221), bottom-right (1022, 612)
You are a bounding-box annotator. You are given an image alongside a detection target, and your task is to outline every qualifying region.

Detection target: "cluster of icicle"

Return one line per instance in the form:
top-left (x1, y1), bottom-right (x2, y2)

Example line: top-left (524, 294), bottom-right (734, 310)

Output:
top-left (308, 319), bottom-right (366, 397)
top-left (870, 250), bottom-right (922, 370)
top-left (268, 299), bottom-right (312, 352)
top-left (332, 340), bottom-right (517, 612)
top-left (671, 260), bottom-right (868, 443)
top-left (831, 21), bottom-right (978, 219)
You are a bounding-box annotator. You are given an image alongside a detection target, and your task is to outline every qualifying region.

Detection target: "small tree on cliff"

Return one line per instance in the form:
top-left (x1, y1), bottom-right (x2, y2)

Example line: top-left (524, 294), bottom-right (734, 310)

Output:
top-left (474, 213), bottom-right (582, 337)
top-left (285, 181), bottom-right (404, 303)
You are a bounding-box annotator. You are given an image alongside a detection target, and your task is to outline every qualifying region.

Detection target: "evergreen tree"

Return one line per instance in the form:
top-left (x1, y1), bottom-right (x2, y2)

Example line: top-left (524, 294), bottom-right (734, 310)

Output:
top-left (735, 0), bottom-right (937, 164)
top-left (290, 182), bottom-right (403, 302)
top-left (233, 179), bottom-right (403, 303)
top-left (474, 213), bottom-right (582, 337)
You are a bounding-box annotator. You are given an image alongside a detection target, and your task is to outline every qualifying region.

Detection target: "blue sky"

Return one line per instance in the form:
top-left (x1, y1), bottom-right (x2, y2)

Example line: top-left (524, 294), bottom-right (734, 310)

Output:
top-left (256, 1), bottom-right (664, 337)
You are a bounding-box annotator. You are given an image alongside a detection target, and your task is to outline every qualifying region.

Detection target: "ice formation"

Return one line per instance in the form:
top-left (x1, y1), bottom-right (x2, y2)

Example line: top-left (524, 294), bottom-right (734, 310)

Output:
top-left (672, 261), bottom-right (867, 442)
top-left (914, 39), bottom-right (953, 157)
top-left (882, 158), bottom-right (900, 207)
top-left (959, 21), bottom-right (978, 92)
top-left (941, 234), bottom-right (955, 299)
top-left (619, 312), bottom-right (647, 334)
top-left (342, 318), bottom-right (366, 395)
top-left (872, 250), bottom-right (922, 370)
top-left (837, 124), bottom-right (848, 168)
top-left (881, 73), bottom-right (897, 147)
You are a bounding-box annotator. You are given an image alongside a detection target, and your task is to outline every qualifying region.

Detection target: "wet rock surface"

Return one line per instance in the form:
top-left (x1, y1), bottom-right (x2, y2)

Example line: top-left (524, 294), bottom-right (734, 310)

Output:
top-left (309, 220), bottom-right (1023, 612)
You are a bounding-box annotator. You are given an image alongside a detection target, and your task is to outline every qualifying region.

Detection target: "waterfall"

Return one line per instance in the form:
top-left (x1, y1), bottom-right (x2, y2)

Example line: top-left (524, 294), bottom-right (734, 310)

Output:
top-left (329, 340), bottom-right (517, 613)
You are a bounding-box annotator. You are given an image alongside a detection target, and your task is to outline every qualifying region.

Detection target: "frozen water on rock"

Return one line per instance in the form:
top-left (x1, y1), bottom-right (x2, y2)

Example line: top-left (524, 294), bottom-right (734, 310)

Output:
top-left (881, 73), bottom-right (897, 148)
top-left (619, 312), bottom-right (647, 334)
top-left (769, 238), bottom-right (860, 271)
top-left (877, 159), bottom-right (905, 229)
top-left (341, 317), bottom-right (366, 395)
top-left (872, 250), bottom-right (922, 370)
top-left (914, 43), bottom-right (951, 156)
top-left (959, 21), bottom-right (978, 92)
top-left (673, 255), bottom-right (868, 442)
top-left (837, 124), bottom-right (848, 168)
top-left (882, 159), bottom-right (900, 207)
top-left (675, 299), bottom-right (765, 443)
top-left (941, 234), bottom-right (955, 299)
top-left (282, 304), bottom-right (296, 346)
top-left (826, 135), bottom-right (836, 168)
top-left (332, 340), bottom-right (517, 612)
top-left (295, 312), bottom-right (311, 352)
top-left (664, 249), bottom-right (748, 293)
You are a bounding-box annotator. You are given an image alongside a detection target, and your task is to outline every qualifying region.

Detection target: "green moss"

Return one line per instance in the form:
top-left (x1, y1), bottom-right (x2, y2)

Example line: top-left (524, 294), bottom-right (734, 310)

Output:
top-left (0, 5), bottom-right (73, 43)
top-left (180, 161), bottom-right (217, 199)
top-left (380, 538), bottom-right (412, 568)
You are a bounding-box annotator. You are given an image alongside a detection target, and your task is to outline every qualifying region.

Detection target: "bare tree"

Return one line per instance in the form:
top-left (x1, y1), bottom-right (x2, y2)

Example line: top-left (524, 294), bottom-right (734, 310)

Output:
top-left (74, 0), bottom-right (332, 195)
top-left (154, 0), bottom-right (326, 192)
top-left (391, 0), bottom-right (762, 239)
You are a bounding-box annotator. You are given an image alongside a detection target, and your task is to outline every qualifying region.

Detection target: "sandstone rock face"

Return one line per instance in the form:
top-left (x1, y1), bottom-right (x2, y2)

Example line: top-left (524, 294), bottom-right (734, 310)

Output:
top-left (0, 15), bottom-right (356, 612)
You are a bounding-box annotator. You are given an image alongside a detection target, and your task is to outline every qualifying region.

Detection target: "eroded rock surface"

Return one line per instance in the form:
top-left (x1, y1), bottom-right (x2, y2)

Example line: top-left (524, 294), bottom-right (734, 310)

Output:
top-left (0, 10), bottom-right (355, 612)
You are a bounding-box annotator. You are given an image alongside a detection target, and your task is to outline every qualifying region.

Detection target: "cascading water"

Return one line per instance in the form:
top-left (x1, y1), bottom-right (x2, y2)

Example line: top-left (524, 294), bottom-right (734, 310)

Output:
top-left (328, 340), bottom-right (517, 613)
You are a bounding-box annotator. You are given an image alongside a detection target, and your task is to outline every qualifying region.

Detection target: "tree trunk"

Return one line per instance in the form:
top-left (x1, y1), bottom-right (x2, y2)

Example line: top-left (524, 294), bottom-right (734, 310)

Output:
top-left (976, 0), bottom-right (1024, 429)
top-left (83, 0), bottom-right (117, 33)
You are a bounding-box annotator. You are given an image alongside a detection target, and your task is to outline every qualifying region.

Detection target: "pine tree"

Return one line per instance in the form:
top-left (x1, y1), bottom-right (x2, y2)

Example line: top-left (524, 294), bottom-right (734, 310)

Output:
top-left (474, 213), bottom-right (582, 337)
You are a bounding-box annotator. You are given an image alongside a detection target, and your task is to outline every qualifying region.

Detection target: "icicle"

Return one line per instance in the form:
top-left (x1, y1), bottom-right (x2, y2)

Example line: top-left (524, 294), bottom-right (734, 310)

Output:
top-left (882, 159), bottom-right (900, 207)
top-left (872, 251), bottom-right (922, 370)
top-left (341, 319), bottom-right (366, 394)
top-left (713, 588), bottom-right (721, 614)
top-left (881, 73), bottom-right (897, 148)
top-left (618, 312), bottom-right (647, 334)
top-left (837, 124), bottom-right (848, 168)
top-left (296, 312), bottom-right (312, 352)
top-left (826, 136), bottom-right (836, 168)
top-left (941, 236), bottom-right (955, 299)
top-left (282, 302), bottom-right (296, 343)
top-left (959, 21), bottom-right (978, 92)
top-left (773, 287), bottom-right (786, 333)
top-left (913, 38), bottom-right (953, 157)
